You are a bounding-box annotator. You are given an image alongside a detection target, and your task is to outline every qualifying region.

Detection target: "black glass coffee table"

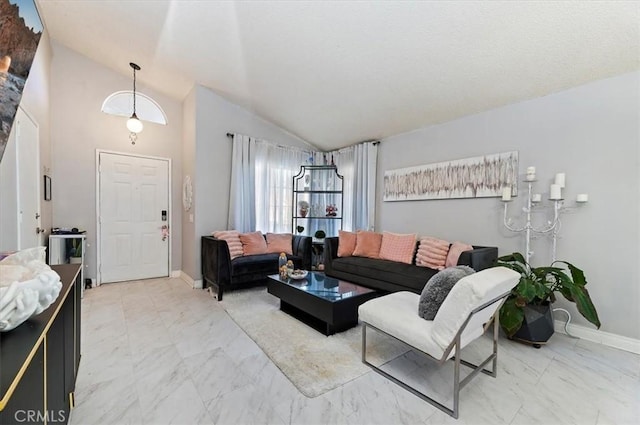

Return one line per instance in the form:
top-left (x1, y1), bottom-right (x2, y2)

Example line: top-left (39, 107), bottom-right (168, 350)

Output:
top-left (267, 272), bottom-right (378, 336)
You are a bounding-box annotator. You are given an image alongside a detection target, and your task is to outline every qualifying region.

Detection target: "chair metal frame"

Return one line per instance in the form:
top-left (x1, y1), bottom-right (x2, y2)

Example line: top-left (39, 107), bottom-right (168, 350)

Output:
top-left (361, 291), bottom-right (510, 419)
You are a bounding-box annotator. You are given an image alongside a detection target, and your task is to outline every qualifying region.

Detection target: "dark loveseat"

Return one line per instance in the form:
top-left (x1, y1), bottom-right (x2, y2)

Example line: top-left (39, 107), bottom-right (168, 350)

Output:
top-left (323, 237), bottom-right (498, 294)
top-left (201, 235), bottom-right (312, 300)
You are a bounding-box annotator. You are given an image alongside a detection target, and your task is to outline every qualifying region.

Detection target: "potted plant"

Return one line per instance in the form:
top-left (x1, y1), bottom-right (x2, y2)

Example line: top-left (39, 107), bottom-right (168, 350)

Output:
top-left (314, 230), bottom-right (326, 240)
top-left (69, 239), bottom-right (83, 264)
top-left (496, 252), bottom-right (600, 346)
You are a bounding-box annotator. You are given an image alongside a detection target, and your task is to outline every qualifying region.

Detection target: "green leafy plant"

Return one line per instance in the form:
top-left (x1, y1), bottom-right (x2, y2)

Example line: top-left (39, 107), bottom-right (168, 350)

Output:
top-left (496, 252), bottom-right (601, 337)
top-left (70, 239), bottom-right (82, 257)
top-left (314, 230), bottom-right (326, 239)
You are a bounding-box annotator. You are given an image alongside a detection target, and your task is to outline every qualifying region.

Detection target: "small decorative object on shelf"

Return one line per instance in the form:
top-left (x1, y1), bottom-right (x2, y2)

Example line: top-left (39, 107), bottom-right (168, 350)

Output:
top-left (298, 200), bottom-right (309, 218)
top-left (296, 225), bottom-right (305, 234)
top-left (325, 204), bottom-right (338, 217)
top-left (314, 230), bottom-right (326, 239)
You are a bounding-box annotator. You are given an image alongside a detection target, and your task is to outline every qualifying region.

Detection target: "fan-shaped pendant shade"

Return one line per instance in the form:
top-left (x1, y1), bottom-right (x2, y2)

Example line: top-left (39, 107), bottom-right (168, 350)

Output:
top-left (101, 91), bottom-right (168, 125)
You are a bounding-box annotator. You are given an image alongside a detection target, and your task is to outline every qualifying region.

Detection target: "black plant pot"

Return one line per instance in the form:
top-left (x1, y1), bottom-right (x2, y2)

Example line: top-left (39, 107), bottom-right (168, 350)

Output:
top-left (512, 302), bottom-right (554, 347)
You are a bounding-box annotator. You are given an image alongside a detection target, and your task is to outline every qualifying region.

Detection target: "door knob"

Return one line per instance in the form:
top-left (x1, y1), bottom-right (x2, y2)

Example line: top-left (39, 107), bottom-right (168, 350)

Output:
top-left (35, 213), bottom-right (40, 219)
top-left (36, 227), bottom-right (43, 234)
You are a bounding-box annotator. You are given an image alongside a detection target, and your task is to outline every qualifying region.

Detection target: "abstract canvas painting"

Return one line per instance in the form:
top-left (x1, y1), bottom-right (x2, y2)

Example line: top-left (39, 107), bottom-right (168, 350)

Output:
top-left (0, 0), bottom-right (43, 162)
top-left (383, 151), bottom-right (519, 201)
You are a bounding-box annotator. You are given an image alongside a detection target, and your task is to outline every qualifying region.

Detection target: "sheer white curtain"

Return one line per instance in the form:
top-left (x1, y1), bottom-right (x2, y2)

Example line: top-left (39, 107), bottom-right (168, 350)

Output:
top-left (254, 142), bottom-right (310, 233)
top-left (228, 134), bottom-right (310, 233)
top-left (332, 142), bottom-right (378, 231)
top-left (229, 134), bottom-right (377, 233)
top-left (314, 143), bottom-right (378, 231)
top-left (228, 134), bottom-right (256, 232)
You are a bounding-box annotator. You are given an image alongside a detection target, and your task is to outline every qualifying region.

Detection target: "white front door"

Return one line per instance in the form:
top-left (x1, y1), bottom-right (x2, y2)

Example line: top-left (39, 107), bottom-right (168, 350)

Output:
top-left (99, 152), bottom-right (169, 283)
top-left (16, 108), bottom-right (41, 249)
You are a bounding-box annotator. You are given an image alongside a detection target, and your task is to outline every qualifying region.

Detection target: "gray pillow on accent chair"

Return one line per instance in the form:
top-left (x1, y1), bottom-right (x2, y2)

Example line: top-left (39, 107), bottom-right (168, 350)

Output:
top-left (418, 266), bottom-right (476, 320)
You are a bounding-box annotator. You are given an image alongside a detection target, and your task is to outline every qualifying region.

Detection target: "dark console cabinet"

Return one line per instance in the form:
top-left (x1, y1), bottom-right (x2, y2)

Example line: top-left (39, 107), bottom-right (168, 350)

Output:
top-left (0, 264), bottom-right (82, 425)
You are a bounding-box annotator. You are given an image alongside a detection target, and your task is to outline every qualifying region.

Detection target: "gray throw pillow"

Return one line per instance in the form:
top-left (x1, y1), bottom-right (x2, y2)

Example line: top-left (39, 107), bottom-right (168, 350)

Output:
top-left (418, 266), bottom-right (475, 320)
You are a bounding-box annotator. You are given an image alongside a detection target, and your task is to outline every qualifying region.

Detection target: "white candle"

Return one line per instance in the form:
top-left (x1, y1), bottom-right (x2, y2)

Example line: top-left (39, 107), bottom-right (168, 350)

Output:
top-left (526, 166), bottom-right (536, 181)
top-left (501, 187), bottom-right (512, 201)
top-left (549, 184), bottom-right (562, 200)
top-left (531, 193), bottom-right (542, 203)
top-left (576, 193), bottom-right (589, 203)
top-left (555, 173), bottom-right (566, 188)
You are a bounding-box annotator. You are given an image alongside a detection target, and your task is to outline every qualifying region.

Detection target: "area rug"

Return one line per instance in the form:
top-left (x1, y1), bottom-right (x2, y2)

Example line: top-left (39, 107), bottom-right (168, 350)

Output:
top-left (220, 287), bottom-right (408, 398)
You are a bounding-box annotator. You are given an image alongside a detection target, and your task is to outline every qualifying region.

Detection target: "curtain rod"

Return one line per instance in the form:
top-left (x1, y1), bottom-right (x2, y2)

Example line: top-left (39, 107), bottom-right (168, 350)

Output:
top-left (226, 132), bottom-right (379, 147)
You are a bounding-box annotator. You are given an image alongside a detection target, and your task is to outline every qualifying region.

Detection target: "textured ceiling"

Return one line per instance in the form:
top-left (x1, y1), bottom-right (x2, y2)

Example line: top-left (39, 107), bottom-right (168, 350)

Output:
top-left (36, 1), bottom-right (639, 150)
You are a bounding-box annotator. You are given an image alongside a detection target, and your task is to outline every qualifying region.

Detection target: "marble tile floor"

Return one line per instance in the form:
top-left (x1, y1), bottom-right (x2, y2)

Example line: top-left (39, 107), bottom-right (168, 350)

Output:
top-left (70, 277), bottom-right (640, 425)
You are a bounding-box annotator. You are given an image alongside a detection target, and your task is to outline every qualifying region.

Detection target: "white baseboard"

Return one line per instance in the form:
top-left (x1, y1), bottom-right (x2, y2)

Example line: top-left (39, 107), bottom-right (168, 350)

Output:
top-left (554, 319), bottom-right (640, 354)
top-left (171, 270), bottom-right (181, 278)
top-left (175, 271), bottom-right (202, 289)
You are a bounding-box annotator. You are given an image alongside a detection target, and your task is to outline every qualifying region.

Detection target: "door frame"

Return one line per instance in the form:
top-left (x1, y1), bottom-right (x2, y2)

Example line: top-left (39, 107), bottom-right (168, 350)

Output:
top-left (95, 149), bottom-right (172, 285)
top-left (16, 106), bottom-right (41, 249)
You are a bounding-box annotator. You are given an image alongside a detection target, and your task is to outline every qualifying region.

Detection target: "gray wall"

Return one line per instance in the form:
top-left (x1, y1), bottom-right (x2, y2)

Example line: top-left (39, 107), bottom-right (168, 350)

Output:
top-left (181, 87), bottom-right (197, 279)
top-left (377, 71), bottom-right (639, 339)
top-left (180, 84), bottom-right (311, 280)
top-left (50, 42), bottom-right (184, 279)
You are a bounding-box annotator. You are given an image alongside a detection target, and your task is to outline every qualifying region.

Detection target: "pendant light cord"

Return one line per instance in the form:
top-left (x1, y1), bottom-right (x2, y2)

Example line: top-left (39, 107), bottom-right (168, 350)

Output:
top-left (129, 62), bottom-right (141, 117)
top-left (132, 67), bottom-right (136, 114)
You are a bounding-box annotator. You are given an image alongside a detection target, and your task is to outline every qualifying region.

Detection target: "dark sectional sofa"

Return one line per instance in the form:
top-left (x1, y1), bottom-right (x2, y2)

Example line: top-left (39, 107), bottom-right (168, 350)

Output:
top-left (323, 237), bottom-right (498, 294)
top-left (201, 235), bottom-right (312, 300)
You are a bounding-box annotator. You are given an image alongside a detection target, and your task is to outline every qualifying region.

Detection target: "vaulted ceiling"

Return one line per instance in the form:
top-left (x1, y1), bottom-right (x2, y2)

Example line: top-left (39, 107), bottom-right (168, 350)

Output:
top-left (36, 1), bottom-right (639, 150)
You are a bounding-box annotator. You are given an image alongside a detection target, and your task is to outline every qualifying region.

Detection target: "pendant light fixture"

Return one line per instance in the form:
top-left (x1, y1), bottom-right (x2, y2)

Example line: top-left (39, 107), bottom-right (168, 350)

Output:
top-left (127, 62), bottom-right (143, 144)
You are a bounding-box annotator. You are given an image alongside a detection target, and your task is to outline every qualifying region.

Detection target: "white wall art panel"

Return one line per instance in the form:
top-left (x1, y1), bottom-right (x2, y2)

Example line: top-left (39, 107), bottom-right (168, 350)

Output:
top-left (383, 151), bottom-right (518, 201)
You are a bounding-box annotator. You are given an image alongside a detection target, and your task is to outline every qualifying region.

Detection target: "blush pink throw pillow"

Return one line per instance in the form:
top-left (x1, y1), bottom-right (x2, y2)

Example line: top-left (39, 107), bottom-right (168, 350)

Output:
top-left (266, 233), bottom-right (293, 255)
top-left (416, 236), bottom-right (450, 270)
top-left (378, 232), bottom-right (417, 264)
top-left (352, 231), bottom-right (383, 259)
top-left (212, 230), bottom-right (244, 259)
top-left (445, 241), bottom-right (474, 268)
top-left (239, 231), bottom-right (268, 255)
top-left (337, 230), bottom-right (357, 257)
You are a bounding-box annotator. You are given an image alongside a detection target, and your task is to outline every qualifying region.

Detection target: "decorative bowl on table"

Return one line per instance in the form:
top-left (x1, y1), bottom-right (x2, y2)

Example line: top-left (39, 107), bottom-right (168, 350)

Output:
top-left (288, 269), bottom-right (308, 280)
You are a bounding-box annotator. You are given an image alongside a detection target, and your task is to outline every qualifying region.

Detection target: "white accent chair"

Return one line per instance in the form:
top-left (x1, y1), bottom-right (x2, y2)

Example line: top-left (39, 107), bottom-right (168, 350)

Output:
top-left (358, 266), bottom-right (520, 419)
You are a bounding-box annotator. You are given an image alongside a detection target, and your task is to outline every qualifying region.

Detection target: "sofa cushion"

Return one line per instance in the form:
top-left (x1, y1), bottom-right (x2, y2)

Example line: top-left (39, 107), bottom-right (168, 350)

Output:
top-left (240, 231), bottom-right (268, 255)
top-left (266, 233), bottom-right (293, 255)
top-left (337, 230), bottom-right (357, 257)
top-left (212, 230), bottom-right (243, 259)
top-left (445, 241), bottom-right (474, 268)
top-left (379, 232), bottom-right (417, 265)
top-left (353, 231), bottom-right (382, 259)
top-left (416, 237), bottom-right (450, 270)
top-left (418, 266), bottom-right (475, 320)
top-left (330, 256), bottom-right (438, 293)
